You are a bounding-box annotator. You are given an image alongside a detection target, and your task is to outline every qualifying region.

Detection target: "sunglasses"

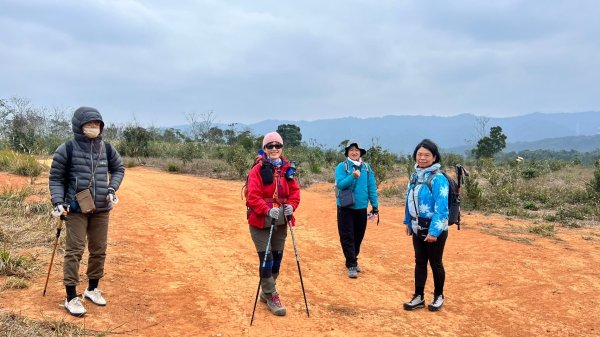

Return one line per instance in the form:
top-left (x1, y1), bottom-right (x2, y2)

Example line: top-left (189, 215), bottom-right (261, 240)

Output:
top-left (265, 143), bottom-right (283, 150)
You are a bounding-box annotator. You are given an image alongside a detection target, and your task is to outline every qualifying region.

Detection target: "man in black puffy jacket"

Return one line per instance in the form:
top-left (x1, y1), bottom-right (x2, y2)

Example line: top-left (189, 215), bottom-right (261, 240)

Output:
top-left (49, 106), bottom-right (125, 317)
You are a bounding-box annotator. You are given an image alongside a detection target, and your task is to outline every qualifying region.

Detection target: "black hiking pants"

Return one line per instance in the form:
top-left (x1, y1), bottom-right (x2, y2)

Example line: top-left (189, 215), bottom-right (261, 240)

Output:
top-left (337, 206), bottom-right (368, 268)
top-left (412, 230), bottom-right (448, 297)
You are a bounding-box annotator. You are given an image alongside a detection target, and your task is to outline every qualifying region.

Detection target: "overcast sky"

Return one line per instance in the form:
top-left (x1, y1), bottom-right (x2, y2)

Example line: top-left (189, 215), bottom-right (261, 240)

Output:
top-left (1, 0), bottom-right (599, 127)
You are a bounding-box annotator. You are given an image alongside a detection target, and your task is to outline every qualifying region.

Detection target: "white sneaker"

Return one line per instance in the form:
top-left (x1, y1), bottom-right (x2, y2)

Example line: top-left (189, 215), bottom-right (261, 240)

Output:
top-left (428, 294), bottom-right (444, 311)
top-left (84, 288), bottom-right (106, 306)
top-left (64, 297), bottom-right (86, 317)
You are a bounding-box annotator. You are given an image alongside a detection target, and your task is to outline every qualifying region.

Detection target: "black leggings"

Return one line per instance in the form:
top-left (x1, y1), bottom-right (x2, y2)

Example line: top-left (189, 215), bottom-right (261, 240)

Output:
top-left (412, 230), bottom-right (448, 297)
top-left (337, 206), bottom-right (368, 268)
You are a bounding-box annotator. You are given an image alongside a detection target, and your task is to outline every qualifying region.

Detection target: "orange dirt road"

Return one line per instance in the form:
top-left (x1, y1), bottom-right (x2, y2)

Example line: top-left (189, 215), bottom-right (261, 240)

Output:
top-left (1, 167), bottom-right (599, 336)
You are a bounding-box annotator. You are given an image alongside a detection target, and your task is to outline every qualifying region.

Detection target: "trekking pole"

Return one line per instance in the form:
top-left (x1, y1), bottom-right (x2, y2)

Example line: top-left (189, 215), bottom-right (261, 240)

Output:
top-left (250, 220), bottom-right (276, 326)
top-left (43, 215), bottom-right (65, 296)
top-left (455, 165), bottom-right (469, 230)
top-left (285, 211), bottom-right (310, 318)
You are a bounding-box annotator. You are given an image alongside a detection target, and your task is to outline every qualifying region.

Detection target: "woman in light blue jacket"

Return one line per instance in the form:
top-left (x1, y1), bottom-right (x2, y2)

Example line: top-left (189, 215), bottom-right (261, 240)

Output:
top-left (403, 139), bottom-right (449, 312)
top-left (335, 140), bottom-right (379, 279)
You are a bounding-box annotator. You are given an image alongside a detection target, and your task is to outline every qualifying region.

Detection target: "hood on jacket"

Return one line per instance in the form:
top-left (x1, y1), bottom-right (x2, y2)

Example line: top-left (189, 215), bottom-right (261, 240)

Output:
top-left (72, 107), bottom-right (105, 135)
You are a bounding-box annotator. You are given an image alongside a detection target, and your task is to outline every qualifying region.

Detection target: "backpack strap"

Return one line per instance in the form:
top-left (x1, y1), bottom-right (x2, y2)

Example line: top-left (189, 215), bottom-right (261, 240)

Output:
top-left (64, 140), bottom-right (73, 184)
top-left (423, 169), bottom-right (440, 193)
top-left (105, 141), bottom-right (114, 162)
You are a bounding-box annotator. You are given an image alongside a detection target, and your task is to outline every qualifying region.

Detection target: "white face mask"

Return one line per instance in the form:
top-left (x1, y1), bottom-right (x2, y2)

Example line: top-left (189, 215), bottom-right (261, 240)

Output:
top-left (83, 127), bottom-right (100, 139)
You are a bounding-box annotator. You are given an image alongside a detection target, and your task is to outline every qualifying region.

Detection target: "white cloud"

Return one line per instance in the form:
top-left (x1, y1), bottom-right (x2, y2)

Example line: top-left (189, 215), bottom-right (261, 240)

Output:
top-left (1, 0), bottom-right (599, 125)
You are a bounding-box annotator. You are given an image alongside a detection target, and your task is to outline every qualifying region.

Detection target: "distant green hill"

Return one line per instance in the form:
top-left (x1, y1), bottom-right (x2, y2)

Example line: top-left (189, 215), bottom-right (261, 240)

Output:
top-left (447, 134), bottom-right (600, 155)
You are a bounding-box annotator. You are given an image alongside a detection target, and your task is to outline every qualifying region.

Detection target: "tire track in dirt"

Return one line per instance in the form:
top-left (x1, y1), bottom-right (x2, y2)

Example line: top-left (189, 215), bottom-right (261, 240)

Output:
top-left (1, 167), bottom-right (599, 336)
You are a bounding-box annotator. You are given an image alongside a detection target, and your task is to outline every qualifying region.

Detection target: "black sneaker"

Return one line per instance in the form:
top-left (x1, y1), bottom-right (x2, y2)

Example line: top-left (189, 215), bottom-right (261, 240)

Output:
top-left (428, 294), bottom-right (444, 311)
top-left (403, 294), bottom-right (425, 310)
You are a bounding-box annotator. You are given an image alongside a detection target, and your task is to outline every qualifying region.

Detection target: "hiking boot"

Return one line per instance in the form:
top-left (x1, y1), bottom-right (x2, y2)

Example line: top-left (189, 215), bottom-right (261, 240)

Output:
top-left (403, 294), bottom-right (425, 311)
top-left (84, 288), bottom-right (106, 306)
top-left (266, 292), bottom-right (286, 316)
top-left (428, 294), bottom-right (444, 311)
top-left (259, 291), bottom-right (268, 303)
top-left (347, 266), bottom-right (358, 278)
top-left (64, 297), bottom-right (86, 317)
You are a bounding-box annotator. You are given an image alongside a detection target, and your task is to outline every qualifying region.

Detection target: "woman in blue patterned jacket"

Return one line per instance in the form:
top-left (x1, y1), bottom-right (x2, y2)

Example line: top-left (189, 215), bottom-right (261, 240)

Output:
top-left (403, 139), bottom-right (449, 312)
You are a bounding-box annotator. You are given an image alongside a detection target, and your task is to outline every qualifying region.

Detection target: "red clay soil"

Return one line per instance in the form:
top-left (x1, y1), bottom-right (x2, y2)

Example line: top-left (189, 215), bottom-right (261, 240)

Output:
top-left (1, 167), bottom-right (599, 336)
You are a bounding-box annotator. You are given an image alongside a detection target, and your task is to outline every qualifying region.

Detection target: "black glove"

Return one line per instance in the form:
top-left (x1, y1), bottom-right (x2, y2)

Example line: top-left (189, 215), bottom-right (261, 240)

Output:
top-left (370, 206), bottom-right (379, 215)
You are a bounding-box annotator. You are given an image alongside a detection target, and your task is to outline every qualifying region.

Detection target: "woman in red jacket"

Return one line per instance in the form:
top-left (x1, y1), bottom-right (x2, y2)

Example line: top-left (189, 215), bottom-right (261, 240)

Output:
top-left (246, 131), bottom-right (301, 316)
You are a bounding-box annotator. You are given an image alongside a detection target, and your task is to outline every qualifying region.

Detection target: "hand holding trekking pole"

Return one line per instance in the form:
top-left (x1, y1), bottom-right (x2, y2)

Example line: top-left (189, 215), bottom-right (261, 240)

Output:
top-left (43, 214), bottom-right (65, 296)
top-left (107, 188), bottom-right (119, 205)
top-left (51, 203), bottom-right (68, 217)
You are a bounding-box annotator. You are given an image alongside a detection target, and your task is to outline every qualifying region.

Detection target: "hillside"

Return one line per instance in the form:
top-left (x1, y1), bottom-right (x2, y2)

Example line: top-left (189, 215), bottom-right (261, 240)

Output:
top-left (246, 111), bottom-right (600, 153)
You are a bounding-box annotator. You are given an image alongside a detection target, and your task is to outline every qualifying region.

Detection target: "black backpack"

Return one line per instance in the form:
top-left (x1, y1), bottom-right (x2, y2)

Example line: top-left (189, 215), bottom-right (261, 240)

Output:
top-left (410, 165), bottom-right (469, 229)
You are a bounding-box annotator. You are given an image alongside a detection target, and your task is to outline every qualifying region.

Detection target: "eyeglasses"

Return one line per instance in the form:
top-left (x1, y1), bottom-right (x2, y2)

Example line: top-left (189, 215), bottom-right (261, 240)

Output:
top-left (265, 143), bottom-right (283, 150)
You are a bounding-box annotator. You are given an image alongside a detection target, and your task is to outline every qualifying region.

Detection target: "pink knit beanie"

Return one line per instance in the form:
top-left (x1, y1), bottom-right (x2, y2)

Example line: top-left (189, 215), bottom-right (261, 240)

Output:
top-left (262, 131), bottom-right (284, 148)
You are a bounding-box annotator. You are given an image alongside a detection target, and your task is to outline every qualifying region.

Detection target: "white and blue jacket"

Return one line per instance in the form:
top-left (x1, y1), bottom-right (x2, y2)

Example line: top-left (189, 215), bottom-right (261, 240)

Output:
top-left (403, 164), bottom-right (449, 237)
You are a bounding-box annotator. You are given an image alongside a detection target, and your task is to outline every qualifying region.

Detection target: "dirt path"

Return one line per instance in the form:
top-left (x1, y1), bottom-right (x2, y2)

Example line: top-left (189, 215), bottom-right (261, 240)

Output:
top-left (1, 167), bottom-right (600, 336)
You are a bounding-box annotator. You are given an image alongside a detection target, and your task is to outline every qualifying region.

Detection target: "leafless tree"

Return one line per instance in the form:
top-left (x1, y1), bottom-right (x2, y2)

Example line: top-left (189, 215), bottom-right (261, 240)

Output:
top-left (186, 110), bottom-right (216, 143)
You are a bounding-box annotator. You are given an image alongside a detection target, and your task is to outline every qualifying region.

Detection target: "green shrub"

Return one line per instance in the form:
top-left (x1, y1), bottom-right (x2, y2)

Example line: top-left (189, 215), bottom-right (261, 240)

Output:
top-left (523, 202), bottom-right (539, 211)
top-left (561, 221), bottom-right (583, 228)
top-left (521, 167), bottom-right (542, 179)
top-left (212, 163), bottom-right (227, 174)
top-left (505, 207), bottom-right (531, 218)
top-left (124, 158), bottom-right (138, 168)
top-left (0, 246), bottom-right (34, 278)
top-left (0, 150), bottom-right (42, 177)
top-left (166, 162), bottom-right (181, 172)
top-left (224, 145), bottom-right (252, 179)
top-left (178, 142), bottom-right (202, 164)
top-left (364, 143), bottom-right (397, 184)
top-left (528, 224), bottom-right (556, 237)
top-left (462, 172), bottom-right (483, 209)
top-left (556, 208), bottom-right (584, 221)
top-left (587, 157), bottom-right (600, 197)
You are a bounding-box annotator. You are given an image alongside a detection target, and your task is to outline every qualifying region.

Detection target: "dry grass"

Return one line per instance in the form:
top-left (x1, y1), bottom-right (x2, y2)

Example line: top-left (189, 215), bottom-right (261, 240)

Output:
top-left (0, 312), bottom-right (100, 337)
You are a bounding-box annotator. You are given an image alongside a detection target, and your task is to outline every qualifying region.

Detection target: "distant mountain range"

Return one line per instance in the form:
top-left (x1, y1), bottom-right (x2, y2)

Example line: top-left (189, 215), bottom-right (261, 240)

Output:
top-left (244, 111), bottom-right (600, 154)
top-left (172, 111), bottom-right (600, 154)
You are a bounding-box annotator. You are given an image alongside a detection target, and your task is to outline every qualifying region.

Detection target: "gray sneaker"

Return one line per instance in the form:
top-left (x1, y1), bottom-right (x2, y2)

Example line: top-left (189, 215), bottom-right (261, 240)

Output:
top-left (403, 294), bottom-right (425, 310)
top-left (347, 266), bottom-right (358, 278)
top-left (428, 294), bottom-right (444, 311)
top-left (266, 292), bottom-right (286, 316)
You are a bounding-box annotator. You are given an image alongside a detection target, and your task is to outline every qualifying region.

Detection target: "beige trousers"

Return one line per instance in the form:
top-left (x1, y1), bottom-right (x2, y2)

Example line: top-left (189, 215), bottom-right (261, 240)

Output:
top-left (63, 211), bottom-right (110, 286)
